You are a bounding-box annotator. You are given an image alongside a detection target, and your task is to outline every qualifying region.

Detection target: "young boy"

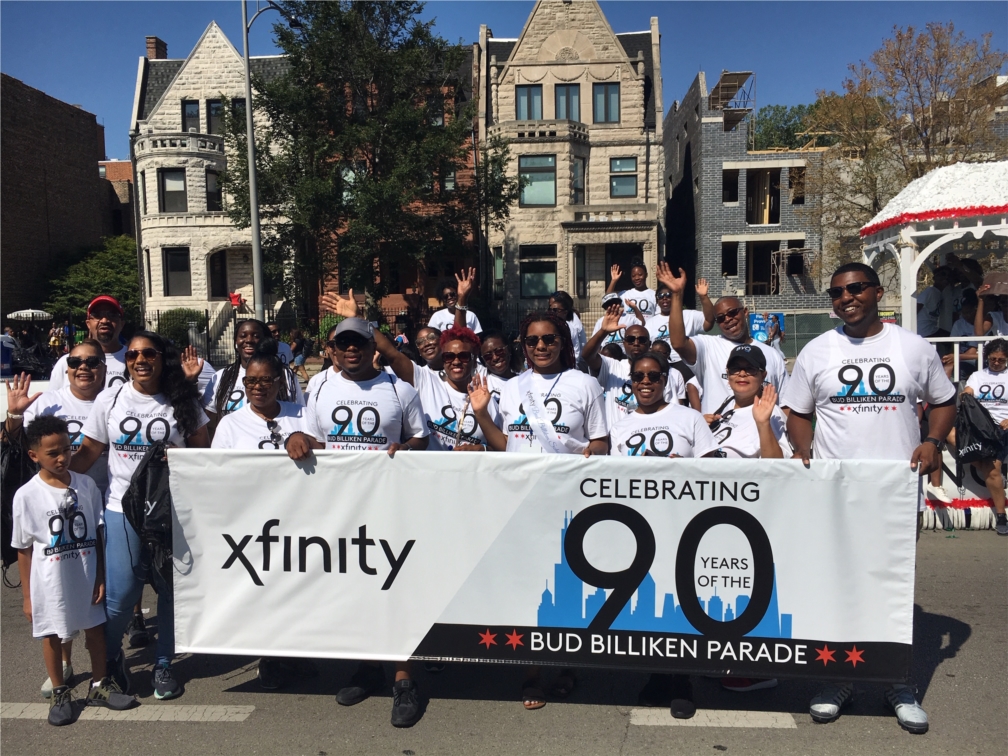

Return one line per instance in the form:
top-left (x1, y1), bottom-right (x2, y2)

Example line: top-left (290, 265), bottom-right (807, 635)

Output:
top-left (13, 416), bottom-right (138, 726)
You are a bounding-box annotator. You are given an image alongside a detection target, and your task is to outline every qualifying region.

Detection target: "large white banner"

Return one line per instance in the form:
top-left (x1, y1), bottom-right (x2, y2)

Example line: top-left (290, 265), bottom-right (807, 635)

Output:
top-left (170, 451), bottom-right (918, 682)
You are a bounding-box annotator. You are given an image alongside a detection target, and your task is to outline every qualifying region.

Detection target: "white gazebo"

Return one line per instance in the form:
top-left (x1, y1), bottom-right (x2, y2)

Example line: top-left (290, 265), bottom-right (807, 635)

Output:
top-left (860, 161), bottom-right (1008, 334)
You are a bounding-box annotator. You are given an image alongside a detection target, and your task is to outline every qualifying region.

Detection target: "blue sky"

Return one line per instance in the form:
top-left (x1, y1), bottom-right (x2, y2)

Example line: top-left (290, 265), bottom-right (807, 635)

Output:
top-left (2, 1), bottom-right (1004, 159)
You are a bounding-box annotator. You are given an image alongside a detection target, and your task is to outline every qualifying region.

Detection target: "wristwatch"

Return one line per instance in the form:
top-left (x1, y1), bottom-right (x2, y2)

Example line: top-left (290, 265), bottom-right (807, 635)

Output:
top-left (923, 437), bottom-right (943, 448)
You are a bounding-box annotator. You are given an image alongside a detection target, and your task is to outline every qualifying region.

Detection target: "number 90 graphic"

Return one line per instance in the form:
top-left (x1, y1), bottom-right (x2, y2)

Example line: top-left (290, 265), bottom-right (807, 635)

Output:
top-left (563, 504), bottom-right (774, 640)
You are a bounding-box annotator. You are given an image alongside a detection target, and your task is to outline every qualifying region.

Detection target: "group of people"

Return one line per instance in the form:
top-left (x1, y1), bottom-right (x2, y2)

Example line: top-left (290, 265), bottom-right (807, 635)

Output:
top-left (8, 256), bottom-right (997, 734)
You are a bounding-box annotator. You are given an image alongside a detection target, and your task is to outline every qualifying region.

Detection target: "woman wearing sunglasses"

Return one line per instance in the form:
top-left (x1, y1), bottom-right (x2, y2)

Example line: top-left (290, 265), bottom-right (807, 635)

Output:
top-left (608, 351), bottom-right (719, 721)
top-left (708, 345), bottom-right (790, 459)
top-left (963, 338), bottom-right (1008, 536)
top-left (372, 324), bottom-right (502, 451)
top-left (72, 331), bottom-right (209, 702)
top-left (203, 320), bottom-right (304, 425)
top-left (478, 329), bottom-right (517, 401)
top-left (6, 339), bottom-right (109, 698)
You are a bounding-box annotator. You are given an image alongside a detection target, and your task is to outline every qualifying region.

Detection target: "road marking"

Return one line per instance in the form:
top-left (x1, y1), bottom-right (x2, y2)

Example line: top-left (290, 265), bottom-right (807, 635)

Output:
top-left (1, 703), bottom-right (255, 722)
top-left (630, 708), bottom-right (797, 728)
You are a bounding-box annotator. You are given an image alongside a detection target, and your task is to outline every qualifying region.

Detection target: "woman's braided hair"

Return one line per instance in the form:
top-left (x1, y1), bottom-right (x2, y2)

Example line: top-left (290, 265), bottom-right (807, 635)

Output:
top-left (214, 320), bottom-right (294, 416)
top-left (518, 311), bottom-right (576, 372)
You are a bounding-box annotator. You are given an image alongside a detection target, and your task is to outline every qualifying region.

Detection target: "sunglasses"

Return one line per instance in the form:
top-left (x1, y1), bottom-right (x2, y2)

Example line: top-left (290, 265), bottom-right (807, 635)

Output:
top-left (244, 376), bottom-right (279, 388)
top-left (67, 355), bottom-right (105, 369)
top-left (88, 310), bottom-right (121, 322)
top-left (482, 345), bottom-right (510, 362)
top-left (416, 336), bottom-right (440, 348)
top-left (727, 365), bottom-right (762, 376)
top-left (125, 348), bottom-right (161, 362)
top-left (827, 281), bottom-right (876, 300)
top-left (623, 335), bottom-right (650, 346)
top-left (714, 307), bottom-right (744, 324)
top-left (442, 351), bottom-right (473, 364)
top-left (631, 370), bottom-right (665, 383)
top-left (266, 419), bottom-right (284, 448)
top-left (656, 291), bottom-right (672, 300)
top-left (332, 336), bottom-right (370, 350)
top-left (524, 334), bottom-right (560, 348)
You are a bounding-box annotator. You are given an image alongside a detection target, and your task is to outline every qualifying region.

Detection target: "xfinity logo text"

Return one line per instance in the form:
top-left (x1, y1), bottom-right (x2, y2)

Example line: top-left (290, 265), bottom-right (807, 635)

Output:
top-left (222, 520), bottom-right (414, 590)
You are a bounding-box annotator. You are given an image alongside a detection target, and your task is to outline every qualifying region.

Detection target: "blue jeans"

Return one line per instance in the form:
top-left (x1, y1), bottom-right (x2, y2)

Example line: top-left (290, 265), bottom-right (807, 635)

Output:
top-left (104, 509), bottom-right (174, 666)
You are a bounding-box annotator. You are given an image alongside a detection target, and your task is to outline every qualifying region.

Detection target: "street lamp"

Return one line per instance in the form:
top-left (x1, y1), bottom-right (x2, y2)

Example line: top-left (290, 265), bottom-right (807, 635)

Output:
top-left (241, 0), bottom-right (300, 322)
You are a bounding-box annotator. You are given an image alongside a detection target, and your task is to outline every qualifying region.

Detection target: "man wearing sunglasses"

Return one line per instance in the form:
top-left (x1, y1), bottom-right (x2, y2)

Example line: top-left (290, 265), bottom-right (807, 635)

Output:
top-left (658, 263), bottom-right (789, 416)
top-left (781, 262), bottom-right (955, 734)
top-left (644, 280), bottom-right (715, 350)
top-left (49, 296), bottom-right (128, 391)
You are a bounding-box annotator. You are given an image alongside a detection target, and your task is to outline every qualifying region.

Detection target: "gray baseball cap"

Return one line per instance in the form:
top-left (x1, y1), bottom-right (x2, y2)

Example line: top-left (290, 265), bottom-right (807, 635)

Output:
top-left (602, 292), bottom-right (623, 309)
top-left (332, 318), bottom-right (374, 340)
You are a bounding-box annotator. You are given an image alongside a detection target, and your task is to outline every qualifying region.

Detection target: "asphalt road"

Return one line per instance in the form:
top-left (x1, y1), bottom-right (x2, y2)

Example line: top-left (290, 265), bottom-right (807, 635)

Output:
top-left (2, 529), bottom-right (1005, 756)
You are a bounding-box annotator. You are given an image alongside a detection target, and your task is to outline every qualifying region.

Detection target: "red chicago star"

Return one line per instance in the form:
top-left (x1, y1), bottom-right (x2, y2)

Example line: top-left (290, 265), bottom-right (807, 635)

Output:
top-left (505, 629), bottom-right (524, 650)
top-left (845, 646), bottom-right (865, 667)
top-left (814, 645), bottom-right (836, 666)
top-left (478, 629), bottom-right (497, 649)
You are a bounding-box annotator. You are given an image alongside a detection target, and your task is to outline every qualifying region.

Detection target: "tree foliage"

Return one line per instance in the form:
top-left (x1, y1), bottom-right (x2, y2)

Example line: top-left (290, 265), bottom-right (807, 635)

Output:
top-left (752, 103), bottom-right (819, 151)
top-left (221, 0), bottom-right (519, 314)
top-left (45, 236), bottom-right (142, 326)
top-left (805, 22), bottom-right (1007, 271)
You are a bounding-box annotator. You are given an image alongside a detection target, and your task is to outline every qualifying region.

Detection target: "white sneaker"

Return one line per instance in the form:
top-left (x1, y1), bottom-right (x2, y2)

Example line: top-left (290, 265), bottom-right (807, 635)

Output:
top-left (885, 684), bottom-right (928, 734)
top-left (810, 683), bottom-right (854, 723)
top-left (41, 662), bottom-right (73, 699)
top-left (926, 483), bottom-right (952, 504)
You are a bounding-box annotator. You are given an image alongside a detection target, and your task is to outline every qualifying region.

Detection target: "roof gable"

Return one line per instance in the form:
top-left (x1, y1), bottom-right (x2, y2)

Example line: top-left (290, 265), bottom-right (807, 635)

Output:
top-left (506, 0), bottom-right (631, 68)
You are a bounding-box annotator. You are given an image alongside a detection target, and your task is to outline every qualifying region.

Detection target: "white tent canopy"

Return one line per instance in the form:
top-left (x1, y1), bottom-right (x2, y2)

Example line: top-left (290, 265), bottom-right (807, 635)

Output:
top-left (6, 309), bottom-right (52, 320)
top-left (860, 161), bottom-right (1008, 334)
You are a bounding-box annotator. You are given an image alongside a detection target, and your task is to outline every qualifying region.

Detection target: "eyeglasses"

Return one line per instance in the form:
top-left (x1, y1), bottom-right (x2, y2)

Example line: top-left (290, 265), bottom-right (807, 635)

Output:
top-left (441, 291), bottom-right (457, 301)
top-left (714, 307), bottom-right (744, 324)
top-left (67, 356), bottom-right (105, 369)
top-left (243, 376), bottom-right (278, 388)
top-left (88, 310), bottom-right (121, 322)
top-left (988, 355), bottom-right (1008, 364)
top-left (827, 281), bottom-right (876, 300)
top-left (482, 346), bottom-right (510, 362)
top-left (524, 334), bottom-right (560, 348)
top-left (442, 351), bottom-right (473, 364)
top-left (727, 365), bottom-right (762, 376)
top-left (415, 336), bottom-right (439, 348)
top-left (631, 370), bottom-right (665, 383)
top-left (656, 291), bottom-right (672, 300)
top-left (266, 420), bottom-right (284, 448)
top-left (125, 348), bottom-right (161, 362)
top-left (332, 336), bottom-right (370, 350)
top-left (623, 335), bottom-right (651, 346)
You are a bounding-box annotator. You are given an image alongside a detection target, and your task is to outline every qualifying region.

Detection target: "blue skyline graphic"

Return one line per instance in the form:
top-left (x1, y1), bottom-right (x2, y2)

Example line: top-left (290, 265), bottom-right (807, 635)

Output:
top-left (538, 513), bottom-right (792, 638)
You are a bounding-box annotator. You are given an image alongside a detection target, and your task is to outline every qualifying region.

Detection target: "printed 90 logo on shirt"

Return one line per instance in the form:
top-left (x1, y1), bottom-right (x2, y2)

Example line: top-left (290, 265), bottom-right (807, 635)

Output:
top-left (625, 430), bottom-right (674, 457)
top-left (830, 362), bottom-right (904, 407)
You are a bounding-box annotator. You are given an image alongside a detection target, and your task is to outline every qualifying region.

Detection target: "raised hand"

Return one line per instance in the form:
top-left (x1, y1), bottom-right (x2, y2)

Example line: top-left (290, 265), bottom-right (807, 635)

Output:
top-left (601, 303), bottom-right (625, 333)
top-left (627, 299), bottom-right (646, 325)
top-left (456, 267), bottom-right (477, 303)
top-left (752, 384), bottom-right (777, 425)
top-left (610, 264), bottom-right (623, 286)
top-left (696, 278), bottom-right (710, 297)
top-left (180, 345), bottom-right (204, 383)
top-left (656, 262), bottom-right (687, 294)
top-left (5, 373), bottom-right (41, 416)
top-left (467, 374), bottom-right (492, 415)
top-left (319, 289), bottom-right (360, 319)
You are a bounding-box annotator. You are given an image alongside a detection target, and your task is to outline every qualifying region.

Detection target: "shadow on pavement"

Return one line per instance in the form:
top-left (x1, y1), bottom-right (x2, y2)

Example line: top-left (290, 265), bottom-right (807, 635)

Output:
top-left (911, 603), bottom-right (972, 701)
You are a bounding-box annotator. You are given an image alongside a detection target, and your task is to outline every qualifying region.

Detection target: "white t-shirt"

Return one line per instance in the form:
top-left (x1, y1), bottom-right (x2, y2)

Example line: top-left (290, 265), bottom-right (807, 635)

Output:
top-left (915, 286), bottom-right (942, 336)
top-left (950, 316), bottom-right (986, 350)
top-left (11, 473), bottom-right (106, 638)
top-left (412, 365), bottom-right (502, 450)
top-left (82, 382), bottom-right (209, 513)
top-left (428, 308), bottom-right (483, 334)
top-left (305, 370), bottom-right (427, 450)
top-left (645, 310), bottom-right (705, 345)
top-left (939, 285), bottom-right (965, 333)
top-left (966, 368), bottom-right (1008, 424)
top-left (497, 369), bottom-right (607, 454)
top-left (211, 402), bottom-right (308, 449)
top-left (49, 345), bottom-right (129, 391)
top-left (306, 366), bottom-right (338, 402)
top-left (276, 342), bottom-right (294, 365)
top-left (203, 365), bottom-right (305, 414)
top-left (782, 323), bottom-right (956, 462)
top-left (567, 315), bottom-right (587, 363)
top-left (990, 311), bottom-right (1008, 337)
top-left (592, 313), bottom-right (644, 347)
top-left (596, 355), bottom-right (686, 429)
top-left (23, 387), bottom-right (109, 493)
top-left (710, 400), bottom-right (793, 458)
top-left (609, 403), bottom-right (719, 458)
top-left (485, 372), bottom-right (511, 404)
top-left (620, 288), bottom-right (658, 318)
top-left (689, 335), bottom-right (790, 414)
top-left (196, 359), bottom-right (216, 395)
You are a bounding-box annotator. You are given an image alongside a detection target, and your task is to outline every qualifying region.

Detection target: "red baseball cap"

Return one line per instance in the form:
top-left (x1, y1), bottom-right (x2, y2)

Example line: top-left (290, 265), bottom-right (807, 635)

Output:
top-left (87, 295), bottom-right (124, 318)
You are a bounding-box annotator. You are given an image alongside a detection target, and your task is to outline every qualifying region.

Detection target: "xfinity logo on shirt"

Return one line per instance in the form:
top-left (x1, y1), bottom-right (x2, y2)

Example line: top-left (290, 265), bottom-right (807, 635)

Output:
top-left (222, 521), bottom-right (414, 590)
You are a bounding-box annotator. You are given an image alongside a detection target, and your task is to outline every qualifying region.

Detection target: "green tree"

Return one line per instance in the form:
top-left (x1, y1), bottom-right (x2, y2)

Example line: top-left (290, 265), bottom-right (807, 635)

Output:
top-left (752, 103), bottom-right (818, 150)
top-left (45, 236), bottom-right (141, 326)
top-left (221, 0), bottom-right (517, 314)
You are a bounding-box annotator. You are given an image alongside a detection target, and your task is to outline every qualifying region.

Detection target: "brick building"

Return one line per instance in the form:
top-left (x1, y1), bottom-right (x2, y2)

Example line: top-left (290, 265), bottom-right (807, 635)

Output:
top-left (99, 160), bottom-right (135, 237)
top-left (664, 71), bottom-right (828, 312)
top-left (475, 0), bottom-right (664, 327)
top-left (1, 74), bottom-right (109, 315)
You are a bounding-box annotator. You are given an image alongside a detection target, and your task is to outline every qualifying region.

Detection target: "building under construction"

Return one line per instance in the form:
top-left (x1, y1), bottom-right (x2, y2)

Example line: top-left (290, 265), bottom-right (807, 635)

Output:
top-left (663, 70), bottom-right (828, 313)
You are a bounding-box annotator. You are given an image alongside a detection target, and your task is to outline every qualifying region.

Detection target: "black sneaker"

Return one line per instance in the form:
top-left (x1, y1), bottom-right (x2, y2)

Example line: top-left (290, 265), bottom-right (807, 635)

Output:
top-left (86, 677), bottom-right (139, 710)
top-left (996, 513), bottom-right (1008, 536)
top-left (638, 673), bottom-right (672, 707)
top-left (152, 662), bottom-right (182, 700)
top-left (669, 674), bottom-right (696, 720)
top-left (109, 651), bottom-right (131, 696)
top-left (336, 663), bottom-right (385, 706)
top-left (391, 678), bottom-right (422, 727)
top-left (127, 613), bottom-right (149, 648)
top-left (258, 658), bottom-right (281, 690)
top-left (48, 685), bottom-right (74, 726)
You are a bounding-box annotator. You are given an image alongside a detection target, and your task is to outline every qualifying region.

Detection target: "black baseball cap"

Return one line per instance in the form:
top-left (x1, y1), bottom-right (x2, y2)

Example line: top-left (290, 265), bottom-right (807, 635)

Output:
top-left (601, 292), bottom-right (623, 309)
top-left (726, 344), bottom-right (766, 372)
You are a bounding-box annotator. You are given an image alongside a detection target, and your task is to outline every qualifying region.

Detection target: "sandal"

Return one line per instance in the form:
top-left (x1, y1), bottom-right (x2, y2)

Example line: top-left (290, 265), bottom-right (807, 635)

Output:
top-left (549, 669), bottom-right (577, 699)
top-left (522, 681), bottom-right (546, 710)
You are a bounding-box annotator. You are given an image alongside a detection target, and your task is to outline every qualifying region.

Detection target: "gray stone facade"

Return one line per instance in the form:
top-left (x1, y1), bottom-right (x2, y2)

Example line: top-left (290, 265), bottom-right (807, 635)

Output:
top-left (664, 71), bottom-right (829, 313)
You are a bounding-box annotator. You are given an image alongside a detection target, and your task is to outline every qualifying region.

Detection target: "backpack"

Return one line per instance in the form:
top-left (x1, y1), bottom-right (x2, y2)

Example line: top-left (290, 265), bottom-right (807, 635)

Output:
top-left (120, 440), bottom-right (174, 597)
top-left (1, 424), bottom-right (38, 586)
top-left (955, 393), bottom-right (1003, 464)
